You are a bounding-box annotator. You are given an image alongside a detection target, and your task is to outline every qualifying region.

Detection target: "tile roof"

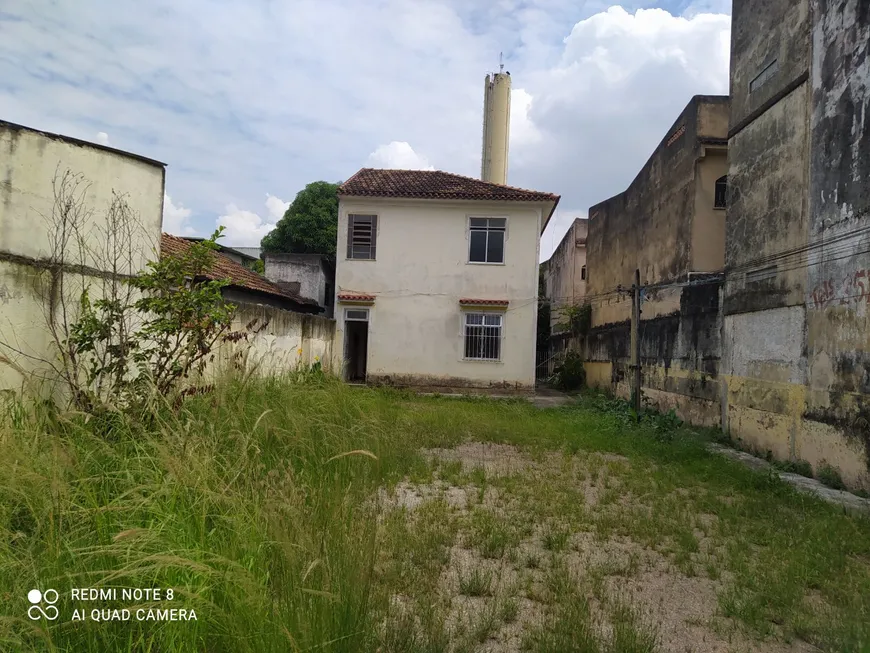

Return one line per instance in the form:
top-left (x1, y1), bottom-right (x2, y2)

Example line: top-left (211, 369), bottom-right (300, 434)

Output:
top-left (459, 298), bottom-right (510, 306)
top-left (160, 234), bottom-right (319, 309)
top-left (337, 293), bottom-right (376, 302)
top-left (338, 168), bottom-right (560, 204)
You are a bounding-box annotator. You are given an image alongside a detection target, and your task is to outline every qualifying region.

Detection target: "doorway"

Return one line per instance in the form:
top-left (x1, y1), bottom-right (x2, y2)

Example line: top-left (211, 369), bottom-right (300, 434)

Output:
top-left (344, 308), bottom-right (369, 382)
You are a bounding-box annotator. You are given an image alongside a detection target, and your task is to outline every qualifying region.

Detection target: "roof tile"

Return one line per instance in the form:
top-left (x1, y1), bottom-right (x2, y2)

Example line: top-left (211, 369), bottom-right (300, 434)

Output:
top-left (459, 298), bottom-right (510, 306)
top-left (160, 234), bottom-right (318, 308)
top-left (338, 168), bottom-right (559, 204)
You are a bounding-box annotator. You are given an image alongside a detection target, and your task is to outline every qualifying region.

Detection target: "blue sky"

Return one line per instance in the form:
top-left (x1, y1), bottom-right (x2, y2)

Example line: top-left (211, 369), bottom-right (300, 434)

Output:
top-left (0, 0), bottom-right (731, 259)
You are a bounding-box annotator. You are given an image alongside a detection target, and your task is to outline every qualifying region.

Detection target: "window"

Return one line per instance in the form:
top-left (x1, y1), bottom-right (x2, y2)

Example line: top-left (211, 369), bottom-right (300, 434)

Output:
top-left (347, 214), bottom-right (377, 260)
top-left (344, 308), bottom-right (369, 321)
top-left (581, 265), bottom-right (587, 281)
top-left (749, 59), bottom-right (778, 93)
top-left (746, 265), bottom-right (777, 284)
top-left (714, 175), bottom-right (727, 209)
top-left (468, 217), bottom-right (506, 263)
top-left (464, 313), bottom-right (502, 361)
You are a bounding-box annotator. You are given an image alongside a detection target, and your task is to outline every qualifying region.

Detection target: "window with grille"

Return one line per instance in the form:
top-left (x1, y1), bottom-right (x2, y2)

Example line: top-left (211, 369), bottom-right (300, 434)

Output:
top-left (468, 217), bottom-right (506, 263)
top-left (463, 313), bottom-right (502, 361)
top-left (714, 175), bottom-right (727, 209)
top-left (347, 214), bottom-right (377, 260)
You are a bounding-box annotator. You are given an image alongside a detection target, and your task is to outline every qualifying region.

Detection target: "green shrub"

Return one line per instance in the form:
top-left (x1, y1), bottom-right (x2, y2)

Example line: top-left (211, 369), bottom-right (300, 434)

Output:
top-left (817, 463), bottom-right (847, 490)
top-left (554, 350), bottom-right (586, 391)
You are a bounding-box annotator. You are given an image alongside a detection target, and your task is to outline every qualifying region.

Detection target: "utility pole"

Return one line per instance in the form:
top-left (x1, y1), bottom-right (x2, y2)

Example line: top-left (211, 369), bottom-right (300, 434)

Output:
top-left (630, 268), bottom-right (641, 416)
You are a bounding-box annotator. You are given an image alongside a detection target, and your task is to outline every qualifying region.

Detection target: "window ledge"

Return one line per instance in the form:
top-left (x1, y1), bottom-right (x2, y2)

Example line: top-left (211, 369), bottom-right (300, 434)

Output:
top-left (461, 358), bottom-right (504, 364)
top-left (467, 261), bottom-right (506, 266)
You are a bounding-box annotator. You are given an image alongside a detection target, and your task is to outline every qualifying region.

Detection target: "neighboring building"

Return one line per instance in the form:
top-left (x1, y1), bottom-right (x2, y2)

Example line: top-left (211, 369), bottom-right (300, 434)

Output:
top-left (582, 95), bottom-right (729, 420)
top-left (721, 0), bottom-right (870, 488)
top-left (264, 252), bottom-right (335, 318)
top-left (232, 246), bottom-right (262, 261)
top-left (161, 234), bottom-right (321, 314)
top-left (586, 95), bottom-right (729, 327)
top-left (543, 218), bottom-right (588, 337)
top-left (181, 237), bottom-right (260, 270)
top-left (333, 168), bottom-right (559, 390)
top-left (0, 120), bottom-right (165, 392)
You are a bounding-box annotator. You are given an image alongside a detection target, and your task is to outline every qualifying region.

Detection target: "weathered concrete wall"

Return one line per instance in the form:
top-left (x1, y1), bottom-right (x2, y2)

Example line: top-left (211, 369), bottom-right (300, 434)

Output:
top-left (335, 196), bottom-right (545, 390)
top-left (587, 96), bottom-right (729, 328)
top-left (722, 0), bottom-right (870, 490)
top-left (803, 0), bottom-right (870, 483)
top-left (585, 279), bottom-right (724, 426)
top-left (264, 253), bottom-right (331, 312)
top-left (0, 121), bottom-right (164, 394)
top-left (544, 218), bottom-right (587, 334)
top-left (209, 302), bottom-right (335, 379)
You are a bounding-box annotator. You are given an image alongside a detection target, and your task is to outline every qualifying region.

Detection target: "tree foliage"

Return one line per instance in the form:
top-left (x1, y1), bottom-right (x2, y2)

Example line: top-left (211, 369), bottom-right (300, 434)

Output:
top-left (261, 181), bottom-right (339, 259)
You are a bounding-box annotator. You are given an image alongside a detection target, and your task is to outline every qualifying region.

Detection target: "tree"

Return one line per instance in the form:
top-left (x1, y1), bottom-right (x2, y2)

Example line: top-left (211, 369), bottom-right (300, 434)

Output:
top-left (261, 181), bottom-right (339, 259)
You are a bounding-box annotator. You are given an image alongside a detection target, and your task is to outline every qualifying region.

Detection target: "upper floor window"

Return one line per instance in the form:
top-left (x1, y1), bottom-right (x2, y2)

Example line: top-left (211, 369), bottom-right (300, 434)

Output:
top-left (714, 175), bottom-right (727, 209)
top-left (581, 265), bottom-right (587, 281)
top-left (749, 59), bottom-right (778, 94)
top-left (468, 217), bottom-right (506, 264)
top-left (347, 214), bottom-right (377, 260)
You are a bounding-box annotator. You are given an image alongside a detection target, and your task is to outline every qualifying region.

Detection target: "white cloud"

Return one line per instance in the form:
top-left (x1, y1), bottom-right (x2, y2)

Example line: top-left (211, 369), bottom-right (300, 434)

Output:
top-left (217, 194), bottom-right (287, 246)
top-left (367, 141), bottom-right (435, 170)
top-left (95, 131), bottom-right (110, 146)
top-left (517, 5), bottom-right (731, 255)
top-left (1, 1), bottom-right (731, 253)
top-left (265, 194), bottom-right (290, 220)
top-left (162, 194), bottom-right (195, 236)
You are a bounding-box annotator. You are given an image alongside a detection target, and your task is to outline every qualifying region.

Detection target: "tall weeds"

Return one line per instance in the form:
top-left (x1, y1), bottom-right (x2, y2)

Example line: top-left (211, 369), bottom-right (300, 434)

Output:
top-left (0, 376), bottom-right (416, 652)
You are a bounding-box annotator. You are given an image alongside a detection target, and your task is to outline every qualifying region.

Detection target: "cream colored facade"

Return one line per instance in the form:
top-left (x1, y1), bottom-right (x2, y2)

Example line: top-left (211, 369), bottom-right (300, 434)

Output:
top-left (334, 197), bottom-right (549, 391)
top-left (0, 121), bottom-right (165, 393)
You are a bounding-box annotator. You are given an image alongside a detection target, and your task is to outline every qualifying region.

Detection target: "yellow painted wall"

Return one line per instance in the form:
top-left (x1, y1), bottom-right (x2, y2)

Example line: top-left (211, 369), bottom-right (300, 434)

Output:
top-left (0, 123), bottom-right (164, 394)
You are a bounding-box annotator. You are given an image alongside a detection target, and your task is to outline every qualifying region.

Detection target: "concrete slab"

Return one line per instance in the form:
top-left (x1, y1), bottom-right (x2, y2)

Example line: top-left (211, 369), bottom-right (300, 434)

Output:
top-left (708, 443), bottom-right (870, 514)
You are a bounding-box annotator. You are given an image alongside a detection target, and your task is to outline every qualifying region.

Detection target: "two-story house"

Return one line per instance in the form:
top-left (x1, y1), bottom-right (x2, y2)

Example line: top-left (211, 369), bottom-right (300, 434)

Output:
top-left (334, 168), bottom-right (559, 392)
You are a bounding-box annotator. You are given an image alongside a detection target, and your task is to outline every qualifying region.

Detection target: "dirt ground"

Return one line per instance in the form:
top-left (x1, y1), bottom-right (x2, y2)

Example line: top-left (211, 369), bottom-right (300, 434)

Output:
top-left (378, 443), bottom-right (822, 653)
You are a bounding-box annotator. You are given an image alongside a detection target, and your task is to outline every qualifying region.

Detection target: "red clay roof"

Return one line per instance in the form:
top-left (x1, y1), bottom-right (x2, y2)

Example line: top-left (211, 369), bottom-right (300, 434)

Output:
top-left (339, 168), bottom-right (560, 204)
top-left (160, 234), bottom-right (318, 308)
top-left (459, 298), bottom-right (510, 306)
top-left (337, 293), bottom-right (376, 302)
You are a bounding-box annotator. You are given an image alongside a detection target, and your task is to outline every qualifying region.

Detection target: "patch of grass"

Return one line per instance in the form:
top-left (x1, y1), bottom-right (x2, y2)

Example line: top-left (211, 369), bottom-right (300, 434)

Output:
top-left (500, 597), bottom-right (519, 623)
top-left (542, 525), bottom-right (570, 552)
top-left (608, 601), bottom-right (659, 653)
top-left (458, 567), bottom-right (493, 597)
top-left (817, 463), bottom-right (847, 491)
top-left (525, 552), bottom-right (542, 569)
top-left (773, 458), bottom-right (814, 478)
top-left (3, 378), bottom-right (870, 651)
top-left (467, 507), bottom-right (521, 560)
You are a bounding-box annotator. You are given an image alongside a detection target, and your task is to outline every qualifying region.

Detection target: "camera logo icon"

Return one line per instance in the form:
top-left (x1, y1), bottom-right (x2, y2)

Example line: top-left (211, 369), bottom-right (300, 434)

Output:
top-left (27, 589), bottom-right (59, 621)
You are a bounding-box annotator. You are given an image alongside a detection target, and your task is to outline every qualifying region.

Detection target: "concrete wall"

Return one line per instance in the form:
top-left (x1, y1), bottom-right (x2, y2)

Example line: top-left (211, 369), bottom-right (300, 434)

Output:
top-left (209, 302), bottom-right (335, 379)
top-left (334, 196), bottom-right (543, 391)
top-left (544, 218), bottom-right (587, 334)
top-left (722, 0), bottom-right (870, 490)
top-left (585, 280), bottom-right (724, 427)
top-left (0, 121), bottom-right (164, 394)
top-left (264, 252), bottom-right (332, 315)
top-left (587, 96), bottom-right (729, 329)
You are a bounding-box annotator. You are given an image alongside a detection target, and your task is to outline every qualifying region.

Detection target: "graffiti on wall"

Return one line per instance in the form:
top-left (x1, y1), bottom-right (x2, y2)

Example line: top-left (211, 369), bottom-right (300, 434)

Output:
top-left (810, 268), bottom-right (870, 309)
